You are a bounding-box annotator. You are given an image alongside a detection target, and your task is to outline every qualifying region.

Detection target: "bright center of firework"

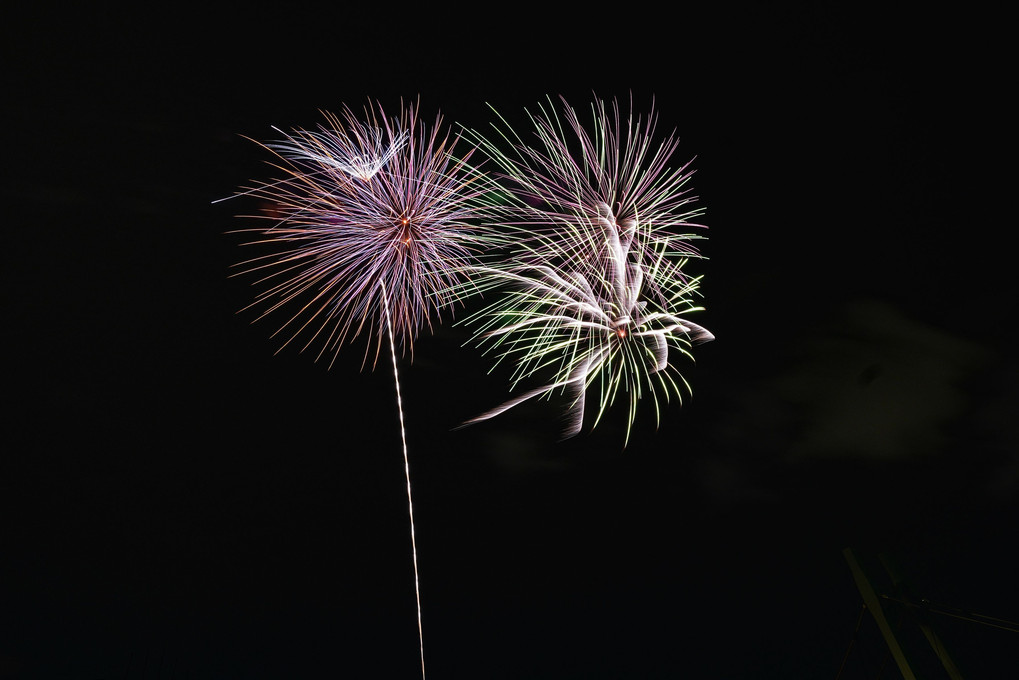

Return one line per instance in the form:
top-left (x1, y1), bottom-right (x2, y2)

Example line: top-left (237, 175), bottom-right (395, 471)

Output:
top-left (397, 217), bottom-right (412, 245)
top-left (615, 325), bottom-right (628, 339)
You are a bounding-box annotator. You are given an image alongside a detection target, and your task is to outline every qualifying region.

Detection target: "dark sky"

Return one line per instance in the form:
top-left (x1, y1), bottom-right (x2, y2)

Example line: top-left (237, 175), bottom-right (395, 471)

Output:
top-left (5, 4), bottom-right (1016, 679)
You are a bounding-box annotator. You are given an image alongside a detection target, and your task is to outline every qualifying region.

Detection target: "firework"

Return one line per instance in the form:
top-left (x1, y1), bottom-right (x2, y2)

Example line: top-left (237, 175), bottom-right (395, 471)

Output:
top-left (229, 99), bottom-right (489, 679)
top-left (231, 99), bottom-right (487, 368)
top-left (465, 95), bottom-right (707, 287)
top-left (459, 95), bottom-right (713, 445)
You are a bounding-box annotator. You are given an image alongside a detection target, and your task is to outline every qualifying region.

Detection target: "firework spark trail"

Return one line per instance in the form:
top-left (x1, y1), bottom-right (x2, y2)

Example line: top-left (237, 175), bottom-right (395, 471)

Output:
top-left (458, 95), bottom-right (713, 445)
top-left (229, 99), bottom-right (492, 678)
top-left (268, 108), bottom-right (410, 181)
top-left (382, 280), bottom-right (426, 680)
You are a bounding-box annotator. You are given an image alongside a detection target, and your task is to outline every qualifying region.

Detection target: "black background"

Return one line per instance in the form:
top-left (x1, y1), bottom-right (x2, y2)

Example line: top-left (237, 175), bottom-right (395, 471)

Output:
top-left (5, 4), bottom-right (1016, 678)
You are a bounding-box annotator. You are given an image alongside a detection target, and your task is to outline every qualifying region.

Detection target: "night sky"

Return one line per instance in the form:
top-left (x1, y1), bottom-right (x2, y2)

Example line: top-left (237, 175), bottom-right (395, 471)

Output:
top-left (5, 5), bottom-right (1016, 679)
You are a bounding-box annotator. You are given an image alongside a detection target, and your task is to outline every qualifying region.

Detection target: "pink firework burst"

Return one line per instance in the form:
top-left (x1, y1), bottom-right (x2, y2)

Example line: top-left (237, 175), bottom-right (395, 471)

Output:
top-left (227, 98), bottom-right (492, 680)
top-left (231, 99), bottom-right (487, 368)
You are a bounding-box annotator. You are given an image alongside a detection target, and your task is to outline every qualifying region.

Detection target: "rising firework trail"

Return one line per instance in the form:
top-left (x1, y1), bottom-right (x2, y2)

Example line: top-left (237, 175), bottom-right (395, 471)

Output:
top-left (226, 98), bottom-right (490, 678)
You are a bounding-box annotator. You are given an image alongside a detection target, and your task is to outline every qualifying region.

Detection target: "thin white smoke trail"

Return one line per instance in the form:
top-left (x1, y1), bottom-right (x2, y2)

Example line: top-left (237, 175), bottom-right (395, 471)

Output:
top-left (381, 281), bottom-right (426, 680)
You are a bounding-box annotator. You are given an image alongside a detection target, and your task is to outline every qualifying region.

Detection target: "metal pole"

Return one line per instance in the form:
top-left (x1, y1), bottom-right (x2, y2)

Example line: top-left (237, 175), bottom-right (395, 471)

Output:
top-left (843, 548), bottom-right (917, 680)
top-left (879, 554), bottom-right (964, 680)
